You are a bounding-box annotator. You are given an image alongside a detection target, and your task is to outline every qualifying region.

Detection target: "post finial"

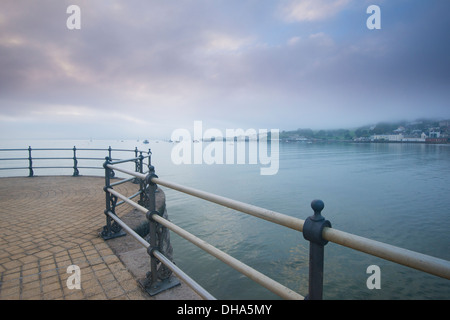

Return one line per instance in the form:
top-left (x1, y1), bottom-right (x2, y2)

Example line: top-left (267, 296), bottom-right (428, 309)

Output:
top-left (310, 199), bottom-right (325, 221)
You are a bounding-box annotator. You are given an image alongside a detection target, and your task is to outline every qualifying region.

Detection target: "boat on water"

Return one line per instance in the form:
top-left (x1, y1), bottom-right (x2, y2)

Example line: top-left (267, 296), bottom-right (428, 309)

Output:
top-left (143, 139), bottom-right (149, 144)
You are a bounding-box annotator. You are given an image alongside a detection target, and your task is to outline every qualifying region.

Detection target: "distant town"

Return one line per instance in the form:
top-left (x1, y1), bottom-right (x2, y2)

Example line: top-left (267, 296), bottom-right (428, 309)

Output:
top-left (167, 119), bottom-right (450, 144)
top-left (280, 119), bottom-right (450, 144)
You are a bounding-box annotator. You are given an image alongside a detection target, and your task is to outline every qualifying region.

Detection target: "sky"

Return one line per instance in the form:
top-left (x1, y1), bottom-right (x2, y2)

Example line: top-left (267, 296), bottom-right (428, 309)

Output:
top-left (0, 0), bottom-right (449, 140)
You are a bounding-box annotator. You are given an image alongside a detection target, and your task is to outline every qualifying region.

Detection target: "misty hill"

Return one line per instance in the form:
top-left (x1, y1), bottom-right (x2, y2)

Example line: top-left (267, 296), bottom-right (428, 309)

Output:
top-left (280, 119), bottom-right (450, 141)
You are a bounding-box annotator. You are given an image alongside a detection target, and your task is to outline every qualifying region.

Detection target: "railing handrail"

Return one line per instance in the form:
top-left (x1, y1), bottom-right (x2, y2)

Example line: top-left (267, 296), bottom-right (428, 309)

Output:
top-left (105, 163), bottom-right (304, 230)
top-left (107, 163), bottom-right (450, 282)
top-left (0, 147), bottom-right (149, 152)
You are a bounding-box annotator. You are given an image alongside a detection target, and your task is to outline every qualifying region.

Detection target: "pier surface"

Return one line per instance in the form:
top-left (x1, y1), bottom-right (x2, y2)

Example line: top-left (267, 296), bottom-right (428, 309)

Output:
top-left (0, 176), bottom-right (199, 300)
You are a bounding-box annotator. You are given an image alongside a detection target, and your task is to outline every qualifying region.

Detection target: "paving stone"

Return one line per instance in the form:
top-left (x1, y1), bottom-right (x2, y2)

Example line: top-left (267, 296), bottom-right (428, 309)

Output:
top-left (0, 176), bottom-right (202, 300)
top-left (0, 176), bottom-right (147, 300)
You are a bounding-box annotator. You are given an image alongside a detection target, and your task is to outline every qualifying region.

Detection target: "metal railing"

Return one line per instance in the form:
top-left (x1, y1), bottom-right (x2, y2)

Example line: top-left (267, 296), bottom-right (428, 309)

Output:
top-left (0, 146), bottom-right (151, 177)
top-left (101, 157), bottom-right (304, 300)
top-left (100, 154), bottom-right (450, 300)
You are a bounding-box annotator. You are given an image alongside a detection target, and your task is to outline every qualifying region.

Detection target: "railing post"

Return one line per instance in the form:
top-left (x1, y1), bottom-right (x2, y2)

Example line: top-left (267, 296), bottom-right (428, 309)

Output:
top-left (139, 151), bottom-right (144, 175)
top-left (133, 148), bottom-right (142, 185)
top-left (139, 165), bottom-right (180, 295)
top-left (147, 148), bottom-right (152, 167)
top-left (138, 152), bottom-right (145, 204)
top-left (134, 147), bottom-right (139, 173)
top-left (101, 157), bottom-right (125, 240)
top-left (303, 199), bottom-right (332, 300)
top-left (28, 146), bottom-right (34, 177)
top-left (72, 146), bottom-right (79, 176)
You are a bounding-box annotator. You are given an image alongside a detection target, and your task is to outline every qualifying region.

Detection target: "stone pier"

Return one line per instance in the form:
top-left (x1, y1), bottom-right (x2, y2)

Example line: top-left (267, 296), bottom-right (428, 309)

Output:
top-left (0, 176), bottom-right (201, 300)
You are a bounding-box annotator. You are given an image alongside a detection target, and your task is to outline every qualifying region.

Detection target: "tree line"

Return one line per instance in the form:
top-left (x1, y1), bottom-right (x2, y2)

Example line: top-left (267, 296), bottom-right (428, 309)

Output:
top-left (280, 119), bottom-right (445, 141)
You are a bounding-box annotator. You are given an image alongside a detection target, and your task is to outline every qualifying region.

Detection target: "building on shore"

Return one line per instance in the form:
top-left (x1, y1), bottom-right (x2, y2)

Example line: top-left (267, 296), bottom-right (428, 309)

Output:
top-left (426, 137), bottom-right (448, 144)
top-left (367, 132), bottom-right (448, 144)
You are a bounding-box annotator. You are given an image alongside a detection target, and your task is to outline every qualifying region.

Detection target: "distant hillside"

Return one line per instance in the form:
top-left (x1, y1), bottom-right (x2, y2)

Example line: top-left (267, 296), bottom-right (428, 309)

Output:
top-left (280, 119), bottom-right (449, 141)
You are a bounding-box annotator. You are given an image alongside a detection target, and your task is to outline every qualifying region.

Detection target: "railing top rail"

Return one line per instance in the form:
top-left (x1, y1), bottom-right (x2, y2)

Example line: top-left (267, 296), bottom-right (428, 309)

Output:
top-left (106, 162), bottom-right (450, 281)
top-left (0, 148), bottom-right (29, 151)
top-left (105, 164), bottom-right (303, 230)
top-left (0, 147), bottom-right (151, 153)
top-left (107, 164), bottom-right (146, 178)
top-left (109, 156), bottom-right (149, 166)
top-left (157, 176), bottom-right (304, 231)
top-left (0, 158), bottom-right (29, 160)
top-left (323, 227), bottom-right (450, 280)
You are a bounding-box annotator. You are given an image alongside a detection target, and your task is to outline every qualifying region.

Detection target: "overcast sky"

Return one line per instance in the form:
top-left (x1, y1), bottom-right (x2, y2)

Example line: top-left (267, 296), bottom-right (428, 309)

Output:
top-left (1, 0), bottom-right (449, 140)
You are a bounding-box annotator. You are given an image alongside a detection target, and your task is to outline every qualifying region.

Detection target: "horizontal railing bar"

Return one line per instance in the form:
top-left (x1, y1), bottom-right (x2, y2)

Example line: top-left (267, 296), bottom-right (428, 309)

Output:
top-left (105, 210), bottom-right (216, 300)
top-left (30, 148), bottom-right (74, 151)
top-left (23, 148), bottom-right (143, 152)
top-left (75, 148), bottom-right (114, 151)
top-left (116, 190), bottom-right (142, 207)
top-left (107, 164), bottom-right (146, 179)
top-left (153, 177), bottom-right (305, 232)
top-left (106, 164), bottom-right (450, 281)
top-left (32, 157), bottom-right (74, 160)
top-left (106, 187), bottom-right (304, 300)
top-left (109, 157), bottom-right (141, 165)
top-left (0, 147), bottom-right (149, 153)
top-left (77, 148), bottom-right (134, 152)
top-left (32, 166), bottom-right (73, 169)
top-left (152, 249), bottom-right (216, 300)
top-left (322, 228), bottom-right (450, 280)
top-left (110, 177), bottom-right (136, 187)
top-left (105, 210), bottom-right (150, 248)
top-left (80, 158), bottom-right (145, 161)
top-left (109, 148), bottom-right (150, 153)
top-left (0, 166), bottom-right (102, 171)
top-left (0, 158), bottom-right (28, 161)
top-left (128, 190), bottom-right (142, 200)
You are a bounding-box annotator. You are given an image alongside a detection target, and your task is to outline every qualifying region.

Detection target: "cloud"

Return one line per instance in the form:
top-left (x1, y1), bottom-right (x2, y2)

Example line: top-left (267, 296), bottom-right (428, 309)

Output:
top-left (0, 0), bottom-right (449, 140)
top-left (287, 36), bottom-right (301, 46)
top-left (280, 0), bottom-right (351, 22)
top-left (203, 32), bottom-right (256, 54)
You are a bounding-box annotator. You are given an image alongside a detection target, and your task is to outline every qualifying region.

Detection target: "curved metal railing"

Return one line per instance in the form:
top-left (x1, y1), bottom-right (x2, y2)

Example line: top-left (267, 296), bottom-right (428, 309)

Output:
top-left (101, 158), bottom-right (450, 300)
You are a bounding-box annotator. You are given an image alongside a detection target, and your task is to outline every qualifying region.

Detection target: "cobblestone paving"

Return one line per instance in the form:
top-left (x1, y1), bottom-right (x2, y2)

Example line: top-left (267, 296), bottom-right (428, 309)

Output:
top-left (0, 176), bottom-right (150, 300)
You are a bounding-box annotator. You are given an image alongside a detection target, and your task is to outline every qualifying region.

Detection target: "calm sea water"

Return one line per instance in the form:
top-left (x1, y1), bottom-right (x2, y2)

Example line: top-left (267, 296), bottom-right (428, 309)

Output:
top-left (1, 139), bottom-right (449, 299)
